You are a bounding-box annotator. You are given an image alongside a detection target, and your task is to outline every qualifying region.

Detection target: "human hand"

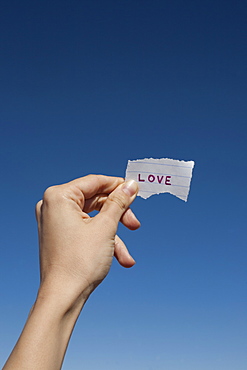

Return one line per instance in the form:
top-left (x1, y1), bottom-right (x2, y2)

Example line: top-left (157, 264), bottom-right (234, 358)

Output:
top-left (3, 175), bottom-right (140, 370)
top-left (35, 175), bottom-right (140, 306)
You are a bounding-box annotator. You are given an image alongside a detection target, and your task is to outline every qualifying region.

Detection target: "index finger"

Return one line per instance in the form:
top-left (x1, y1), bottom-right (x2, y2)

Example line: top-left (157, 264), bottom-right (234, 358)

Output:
top-left (68, 174), bottom-right (124, 200)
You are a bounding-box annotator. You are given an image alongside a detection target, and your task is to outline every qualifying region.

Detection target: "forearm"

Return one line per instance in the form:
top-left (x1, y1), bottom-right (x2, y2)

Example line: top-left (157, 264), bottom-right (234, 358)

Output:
top-left (3, 289), bottom-right (86, 370)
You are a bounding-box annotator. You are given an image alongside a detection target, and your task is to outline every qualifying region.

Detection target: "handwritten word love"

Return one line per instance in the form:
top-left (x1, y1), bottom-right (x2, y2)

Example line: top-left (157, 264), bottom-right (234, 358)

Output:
top-left (138, 174), bottom-right (171, 185)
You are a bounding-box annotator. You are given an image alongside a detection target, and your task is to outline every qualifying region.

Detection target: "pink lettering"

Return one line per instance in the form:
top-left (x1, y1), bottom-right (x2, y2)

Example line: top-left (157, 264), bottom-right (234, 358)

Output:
top-left (138, 174), bottom-right (145, 182)
top-left (137, 174), bottom-right (172, 185)
top-left (157, 175), bottom-right (164, 184)
top-left (165, 176), bottom-right (171, 185)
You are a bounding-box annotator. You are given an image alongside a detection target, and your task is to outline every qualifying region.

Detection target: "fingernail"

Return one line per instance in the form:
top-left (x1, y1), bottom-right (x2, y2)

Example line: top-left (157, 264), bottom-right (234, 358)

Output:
top-left (122, 180), bottom-right (138, 196)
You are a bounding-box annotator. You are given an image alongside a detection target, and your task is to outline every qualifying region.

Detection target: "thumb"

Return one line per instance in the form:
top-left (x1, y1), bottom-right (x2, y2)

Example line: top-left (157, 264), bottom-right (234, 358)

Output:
top-left (96, 180), bottom-right (139, 228)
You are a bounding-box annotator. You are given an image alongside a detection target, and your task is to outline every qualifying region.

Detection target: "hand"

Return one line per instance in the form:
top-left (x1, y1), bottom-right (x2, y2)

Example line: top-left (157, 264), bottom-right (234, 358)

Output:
top-left (35, 175), bottom-right (140, 305)
top-left (3, 175), bottom-right (140, 370)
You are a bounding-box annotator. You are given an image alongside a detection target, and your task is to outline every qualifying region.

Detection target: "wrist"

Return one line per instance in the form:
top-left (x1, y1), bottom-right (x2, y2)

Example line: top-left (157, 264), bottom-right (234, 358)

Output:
top-left (36, 277), bottom-right (91, 319)
top-left (36, 263), bottom-right (103, 323)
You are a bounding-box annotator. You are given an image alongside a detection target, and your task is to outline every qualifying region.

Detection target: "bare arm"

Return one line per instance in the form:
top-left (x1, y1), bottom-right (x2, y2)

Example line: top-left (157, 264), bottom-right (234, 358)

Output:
top-left (4, 175), bottom-right (139, 370)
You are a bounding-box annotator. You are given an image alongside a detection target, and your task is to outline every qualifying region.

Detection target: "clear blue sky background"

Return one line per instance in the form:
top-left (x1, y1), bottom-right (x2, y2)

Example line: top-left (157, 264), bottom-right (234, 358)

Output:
top-left (0, 0), bottom-right (246, 369)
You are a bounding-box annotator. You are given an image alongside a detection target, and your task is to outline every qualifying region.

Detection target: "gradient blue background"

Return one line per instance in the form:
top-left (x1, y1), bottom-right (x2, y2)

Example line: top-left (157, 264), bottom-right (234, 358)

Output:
top-left (1, 1), bottom-right (246, 369)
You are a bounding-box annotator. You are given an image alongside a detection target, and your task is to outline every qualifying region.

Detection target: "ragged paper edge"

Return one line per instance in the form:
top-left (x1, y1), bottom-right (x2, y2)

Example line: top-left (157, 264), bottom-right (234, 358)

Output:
top-left (126, 157), bottom-right (195, 167)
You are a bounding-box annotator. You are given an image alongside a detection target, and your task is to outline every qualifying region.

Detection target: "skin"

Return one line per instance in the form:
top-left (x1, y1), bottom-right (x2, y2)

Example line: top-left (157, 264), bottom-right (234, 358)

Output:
top-left (3, 175), bottom-right (140, 370)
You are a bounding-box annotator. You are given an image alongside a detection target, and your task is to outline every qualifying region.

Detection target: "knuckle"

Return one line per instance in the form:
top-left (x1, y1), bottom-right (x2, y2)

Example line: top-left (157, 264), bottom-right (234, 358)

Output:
top-left (85, 174), bottom-right (101, 188)
top-left (85, 174), bottom-right (94, 180)
top-left (43, 185), bottom-right (64, 204)
top-left (85, 174), bottom-right (100, 181)
top-left (109, 193), bottom-right (127, 211)
top-left (43, 185), bottom-right (56, 198)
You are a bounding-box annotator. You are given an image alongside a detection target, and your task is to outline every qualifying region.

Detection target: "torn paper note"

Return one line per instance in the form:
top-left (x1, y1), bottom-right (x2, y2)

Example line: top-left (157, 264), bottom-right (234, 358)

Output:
top-left (125, 158), bottom-right (195, 201)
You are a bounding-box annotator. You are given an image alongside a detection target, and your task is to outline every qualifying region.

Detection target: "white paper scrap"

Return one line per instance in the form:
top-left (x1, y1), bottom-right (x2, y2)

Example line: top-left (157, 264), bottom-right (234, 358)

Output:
top-left (125, 158), bottom-right (195, 201)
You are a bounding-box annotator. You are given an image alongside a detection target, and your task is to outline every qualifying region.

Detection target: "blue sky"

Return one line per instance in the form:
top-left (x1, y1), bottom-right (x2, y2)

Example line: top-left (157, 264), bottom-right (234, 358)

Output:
top-left (0, 0), bottom-right (247, 369)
